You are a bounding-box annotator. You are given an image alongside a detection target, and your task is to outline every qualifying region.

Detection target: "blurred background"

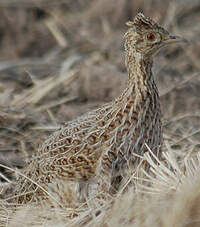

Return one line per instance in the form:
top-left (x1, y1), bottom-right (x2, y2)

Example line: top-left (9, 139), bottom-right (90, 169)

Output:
top-left (0, 0), bottom-right (199, 173)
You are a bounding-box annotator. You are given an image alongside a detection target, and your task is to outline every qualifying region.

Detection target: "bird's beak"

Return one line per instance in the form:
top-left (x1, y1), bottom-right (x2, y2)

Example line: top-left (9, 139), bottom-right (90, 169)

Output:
top-left (165, 34), bottom-right (188, 44)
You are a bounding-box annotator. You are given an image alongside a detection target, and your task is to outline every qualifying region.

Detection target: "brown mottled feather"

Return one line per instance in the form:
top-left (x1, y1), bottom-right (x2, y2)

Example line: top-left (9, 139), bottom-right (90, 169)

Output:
top-left (13, 13), bottom-right (186, 204)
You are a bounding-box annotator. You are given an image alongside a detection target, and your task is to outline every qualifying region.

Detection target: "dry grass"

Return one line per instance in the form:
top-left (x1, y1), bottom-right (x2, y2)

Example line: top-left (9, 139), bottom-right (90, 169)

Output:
top-left (0, 0), bottom-right (200, 226)
top-left (1, 137), bottom-right (200, 227)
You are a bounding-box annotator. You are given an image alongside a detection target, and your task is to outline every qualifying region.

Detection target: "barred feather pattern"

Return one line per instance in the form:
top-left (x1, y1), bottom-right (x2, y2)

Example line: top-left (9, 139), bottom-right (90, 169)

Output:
top-left (15, 13), bottom-right (164, 204)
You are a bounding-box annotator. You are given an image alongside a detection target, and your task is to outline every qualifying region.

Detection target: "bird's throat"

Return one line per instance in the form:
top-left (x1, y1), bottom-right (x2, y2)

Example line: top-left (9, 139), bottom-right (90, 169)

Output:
top-left (125, 52), bottom-right (157, 104)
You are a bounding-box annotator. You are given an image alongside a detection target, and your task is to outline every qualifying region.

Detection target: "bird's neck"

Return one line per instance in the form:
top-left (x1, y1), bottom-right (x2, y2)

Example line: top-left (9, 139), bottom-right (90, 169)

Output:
top-left (125, 51), bottom-right (158, 102)
top-left (126, 51), bottom-right (153, 86)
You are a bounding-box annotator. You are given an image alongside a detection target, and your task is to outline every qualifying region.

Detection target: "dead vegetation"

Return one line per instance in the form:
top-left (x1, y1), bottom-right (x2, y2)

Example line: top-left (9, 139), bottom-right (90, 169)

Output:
top-left (0, 0), bottom-right (200, 226)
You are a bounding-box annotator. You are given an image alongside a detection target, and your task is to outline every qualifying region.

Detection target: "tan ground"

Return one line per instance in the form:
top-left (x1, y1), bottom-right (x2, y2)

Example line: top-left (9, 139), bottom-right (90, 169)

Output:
top-left (0, 0), bottom-right (200, 226)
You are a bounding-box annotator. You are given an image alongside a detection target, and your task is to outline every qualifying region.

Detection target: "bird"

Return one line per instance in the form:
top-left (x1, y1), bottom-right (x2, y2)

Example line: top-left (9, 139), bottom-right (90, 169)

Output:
top-left (14, 13), bottom-right (186, 204)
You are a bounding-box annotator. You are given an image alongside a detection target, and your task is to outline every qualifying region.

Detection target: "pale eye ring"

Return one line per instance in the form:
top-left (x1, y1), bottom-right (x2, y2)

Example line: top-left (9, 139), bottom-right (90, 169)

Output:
top-left (146, 32), bottom-right (161, 43)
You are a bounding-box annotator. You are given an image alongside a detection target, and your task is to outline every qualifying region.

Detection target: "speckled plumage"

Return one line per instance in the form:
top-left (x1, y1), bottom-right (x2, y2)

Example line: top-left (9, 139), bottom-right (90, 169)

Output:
top-left (15, 13), bottom-right (186, 204)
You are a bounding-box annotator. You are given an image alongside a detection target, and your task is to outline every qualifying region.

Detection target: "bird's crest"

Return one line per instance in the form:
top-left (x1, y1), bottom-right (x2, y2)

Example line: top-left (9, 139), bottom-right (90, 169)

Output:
top-left (126, 13), bottom-right (161, 31)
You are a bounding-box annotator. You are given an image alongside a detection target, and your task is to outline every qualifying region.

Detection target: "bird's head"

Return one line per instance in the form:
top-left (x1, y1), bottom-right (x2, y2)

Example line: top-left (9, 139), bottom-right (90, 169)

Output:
top-left (124, 13), bottom-right (187, 59)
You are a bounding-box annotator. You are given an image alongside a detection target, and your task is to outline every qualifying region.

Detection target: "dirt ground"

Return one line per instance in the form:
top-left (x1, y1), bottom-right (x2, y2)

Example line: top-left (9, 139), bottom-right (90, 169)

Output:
top-left (0, 0), bottom-right (200, 226)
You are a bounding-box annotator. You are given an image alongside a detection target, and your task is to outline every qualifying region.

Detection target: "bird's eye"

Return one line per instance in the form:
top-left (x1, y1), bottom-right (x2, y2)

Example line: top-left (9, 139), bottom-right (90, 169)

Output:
top-left (145, 32), bottom-right (162, 44)
top-left (146, 33), bottom-right (156, 41)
